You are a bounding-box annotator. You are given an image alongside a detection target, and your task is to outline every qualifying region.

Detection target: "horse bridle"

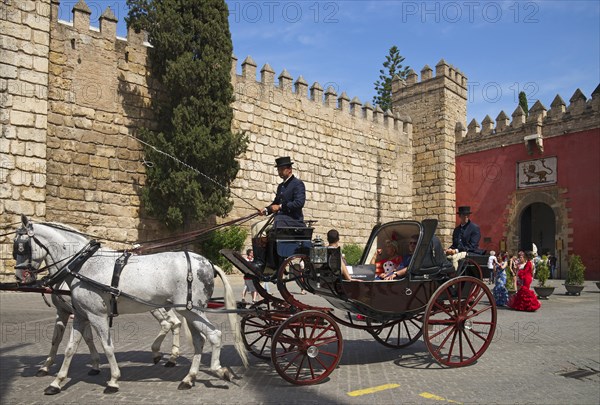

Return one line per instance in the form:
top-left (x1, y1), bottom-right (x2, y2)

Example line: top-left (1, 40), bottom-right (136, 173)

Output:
top-left (13, 222), bottom-right (51, 284)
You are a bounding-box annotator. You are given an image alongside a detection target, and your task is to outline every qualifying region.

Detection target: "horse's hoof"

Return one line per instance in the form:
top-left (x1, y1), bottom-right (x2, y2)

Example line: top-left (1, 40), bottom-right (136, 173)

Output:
top-left (36, 369), bottom-right (49, 377)
top-left (44, 386), bottom-right (61, 395)
top-left (164, 361), bottom-right (176, 368)
top-left (153, 356), bottom-right (161, 364)
top-left (218, 368), bottom-right (234, 382)
top-left (104, 386), bottom-right (119, 394)
top-left (177, 381), bottom-right (192, 390)
top-left (88, 368), bottom-right (101, 376)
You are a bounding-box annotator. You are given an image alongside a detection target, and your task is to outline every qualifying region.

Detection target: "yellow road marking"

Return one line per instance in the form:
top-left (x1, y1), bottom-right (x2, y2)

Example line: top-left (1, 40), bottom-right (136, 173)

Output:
top-left (347, 383), bottom-right (400, 397)
top-left (419, 392), bottom-right (463, 404)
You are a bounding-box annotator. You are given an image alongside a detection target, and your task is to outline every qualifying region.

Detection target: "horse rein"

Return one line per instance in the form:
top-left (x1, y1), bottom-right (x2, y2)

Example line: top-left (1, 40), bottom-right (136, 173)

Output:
top-left (9, 219), bottom-right (258, 317)
top-left (10, 220), bottom-right (106, 288)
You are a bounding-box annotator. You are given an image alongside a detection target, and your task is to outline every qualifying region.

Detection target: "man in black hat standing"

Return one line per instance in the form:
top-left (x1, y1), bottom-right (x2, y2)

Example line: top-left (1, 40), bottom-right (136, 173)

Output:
top-left (258, 156), bottom-right (306, 227)
top-left (445, 206), bottom-right (484, 269)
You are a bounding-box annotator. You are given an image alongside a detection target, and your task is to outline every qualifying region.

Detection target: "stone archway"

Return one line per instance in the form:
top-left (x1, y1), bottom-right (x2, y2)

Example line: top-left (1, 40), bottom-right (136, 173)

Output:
top-left (504, 187), bottom-right (570, 278)
top-left (520, 202), bottom-right (556, 255)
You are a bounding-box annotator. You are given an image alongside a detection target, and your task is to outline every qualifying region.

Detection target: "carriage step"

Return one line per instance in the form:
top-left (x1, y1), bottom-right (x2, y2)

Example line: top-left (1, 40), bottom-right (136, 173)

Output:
top-left (220, 249), bottom-right (265, 277)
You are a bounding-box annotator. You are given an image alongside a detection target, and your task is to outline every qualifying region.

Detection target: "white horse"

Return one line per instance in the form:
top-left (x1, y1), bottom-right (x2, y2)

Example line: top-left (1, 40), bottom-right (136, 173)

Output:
top-left (36, 286), bottom-right (182, 377)
top-left (13, 216), bottom-right (247, 394)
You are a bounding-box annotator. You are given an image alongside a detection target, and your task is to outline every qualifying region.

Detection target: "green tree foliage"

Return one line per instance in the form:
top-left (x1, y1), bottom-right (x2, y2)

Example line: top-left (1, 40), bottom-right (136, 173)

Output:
top-left (566, 254), bottom-right (586, 285)
top-left (372, 45), bottom-right (410, 112)
top-left (127, 0), bottom-right (247, 229)
top-left (535, 255), bottom-right (550, 287)
top-left (518, 91), bottom-right (529, 117)
top-left (342, 243), bottom-right (364, 266)
top-left (198, 226), bottom-right (247, 274)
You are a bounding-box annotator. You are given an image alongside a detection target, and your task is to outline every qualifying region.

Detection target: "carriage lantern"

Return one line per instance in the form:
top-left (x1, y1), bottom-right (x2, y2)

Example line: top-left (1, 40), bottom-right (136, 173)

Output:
top-left (309, 243), bottom-right (328, 265)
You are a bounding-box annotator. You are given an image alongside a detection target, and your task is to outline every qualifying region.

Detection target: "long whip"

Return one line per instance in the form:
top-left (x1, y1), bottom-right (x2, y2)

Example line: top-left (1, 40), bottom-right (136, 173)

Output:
top-left (127, 134), bottom-right (261, 211)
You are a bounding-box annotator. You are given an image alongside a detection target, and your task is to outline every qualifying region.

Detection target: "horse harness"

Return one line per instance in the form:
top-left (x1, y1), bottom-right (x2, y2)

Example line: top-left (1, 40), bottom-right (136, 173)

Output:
top-left (106, 251), bottom-right (194, 326)
top-left (13, 223), bottom-right (52, 284)
top-left (12, 222), bottom-right (249, 323)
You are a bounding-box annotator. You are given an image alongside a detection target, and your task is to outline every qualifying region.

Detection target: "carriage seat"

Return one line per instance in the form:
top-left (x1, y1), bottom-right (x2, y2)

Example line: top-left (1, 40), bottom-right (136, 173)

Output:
top-left (464, 252), bottom-right (491, 279)
top-left (465, 252), bottom-right (489, 267)
top-left (411, 263), bottom-right (454, 277)
top-left (271, 226), bottom-right (313, 241)
top-left (411, 235), bottom-right (454, 277)
top-left (270, 226), bottom-right (313, 260)
top-left (346, 264), bottom-right (377, 281)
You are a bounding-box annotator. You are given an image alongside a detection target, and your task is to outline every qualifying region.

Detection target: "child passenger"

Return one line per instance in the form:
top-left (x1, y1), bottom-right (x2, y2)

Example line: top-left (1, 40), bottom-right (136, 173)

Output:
top-left (371, 239), bottom-right (403, 279)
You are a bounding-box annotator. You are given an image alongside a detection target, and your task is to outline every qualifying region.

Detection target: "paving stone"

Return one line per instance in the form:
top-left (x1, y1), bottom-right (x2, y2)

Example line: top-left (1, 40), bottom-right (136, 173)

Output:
top-left (1, 278), bottom-right (599, 404)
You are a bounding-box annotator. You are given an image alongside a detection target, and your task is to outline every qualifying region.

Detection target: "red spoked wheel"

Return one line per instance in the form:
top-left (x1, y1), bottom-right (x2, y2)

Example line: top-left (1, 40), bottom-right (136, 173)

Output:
top-left (366, 314), bottom-right (424, 348)
top-left (424, 276), bottom-right (496, 367)
top-left (241, 300), bottom-right (284, 361)
top-left (271, 310), bottom-right (343, 385)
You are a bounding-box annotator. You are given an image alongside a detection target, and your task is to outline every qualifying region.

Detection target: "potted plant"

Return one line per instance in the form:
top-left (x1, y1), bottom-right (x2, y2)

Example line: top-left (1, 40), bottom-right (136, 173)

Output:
top-left (565, 254), bottom-right (585, 296)
top-left (533, 255), bottom-right (554, 299)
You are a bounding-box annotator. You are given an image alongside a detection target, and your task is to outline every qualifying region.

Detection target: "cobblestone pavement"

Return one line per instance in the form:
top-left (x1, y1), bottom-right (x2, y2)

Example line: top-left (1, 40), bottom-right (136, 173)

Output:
top-left (1, 277), bottom-right (599, 405)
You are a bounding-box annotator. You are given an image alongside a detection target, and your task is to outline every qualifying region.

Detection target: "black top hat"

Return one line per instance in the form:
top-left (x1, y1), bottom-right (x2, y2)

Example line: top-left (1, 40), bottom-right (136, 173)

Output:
top-left (457, 206), bottom-right (472, 215)
top-left (274, 156), bottom-right (294, 167)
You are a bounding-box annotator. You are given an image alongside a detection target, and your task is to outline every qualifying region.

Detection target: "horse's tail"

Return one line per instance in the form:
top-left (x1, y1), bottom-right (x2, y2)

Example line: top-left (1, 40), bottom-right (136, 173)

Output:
top-left (213, 264), bottom-right (249, 368)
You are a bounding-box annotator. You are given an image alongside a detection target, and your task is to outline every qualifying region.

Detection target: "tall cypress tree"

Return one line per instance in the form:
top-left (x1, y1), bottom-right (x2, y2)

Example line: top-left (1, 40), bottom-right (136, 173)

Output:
top-left (127, 0), bottom-right (247, 229)
top-left (518, 91), bottom-right (529, 117)
top-left (373, 45), bottom-right (410, 112)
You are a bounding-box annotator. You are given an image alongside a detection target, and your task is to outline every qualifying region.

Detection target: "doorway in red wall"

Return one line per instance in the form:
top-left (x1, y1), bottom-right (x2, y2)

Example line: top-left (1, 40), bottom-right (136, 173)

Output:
top-left (520, 202), bottom-right (556, 256)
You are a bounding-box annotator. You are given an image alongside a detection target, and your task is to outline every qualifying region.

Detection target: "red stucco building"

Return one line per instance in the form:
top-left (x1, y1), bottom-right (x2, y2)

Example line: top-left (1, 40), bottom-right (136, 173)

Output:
top-left (456, 86), bottom-right (600, 280)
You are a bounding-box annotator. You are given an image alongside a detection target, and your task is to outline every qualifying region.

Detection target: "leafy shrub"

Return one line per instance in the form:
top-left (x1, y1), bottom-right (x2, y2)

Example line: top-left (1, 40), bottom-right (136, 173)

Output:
top-left (535, 255), bottom-right (550, 287)
top-left (198, 226), bottom-right (247, 274)
top-left (342, 243), bottom-right (364, 266)
top-left (566, 254), bottom-right (586, 286)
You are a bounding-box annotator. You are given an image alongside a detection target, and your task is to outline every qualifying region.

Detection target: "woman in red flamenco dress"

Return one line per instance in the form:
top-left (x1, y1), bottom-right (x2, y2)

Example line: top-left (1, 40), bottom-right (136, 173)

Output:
top-left (508, 251), bottom-right (541, 311)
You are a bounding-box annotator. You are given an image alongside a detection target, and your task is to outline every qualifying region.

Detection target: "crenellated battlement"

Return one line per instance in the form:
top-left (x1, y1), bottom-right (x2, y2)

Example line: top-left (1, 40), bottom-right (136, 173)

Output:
top-left (458, 85), bottom-right (600, 155)
top-left (231, 55), bottom-right (410, 133)
top-left (50, 0), bottom-right (149, 46)
top-left (48, 0), bottom-right (410, 135)
top-left (392, 59), bottom-right (468, 103)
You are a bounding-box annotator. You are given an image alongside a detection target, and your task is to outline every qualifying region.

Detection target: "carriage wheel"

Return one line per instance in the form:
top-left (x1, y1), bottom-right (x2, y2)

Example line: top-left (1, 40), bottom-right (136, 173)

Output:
top-left (366, 314), bottom-right (424, 348)
top-left (271, 310), bottom-right (343, 385)
top-left (241, 300), bottom-right (281, 361)
top-left (457, 258), bottom-right (483, 279)
top-left (277, 255), bottom-right (312, 300)
top-left (424, 276), bottom-right (496, 367)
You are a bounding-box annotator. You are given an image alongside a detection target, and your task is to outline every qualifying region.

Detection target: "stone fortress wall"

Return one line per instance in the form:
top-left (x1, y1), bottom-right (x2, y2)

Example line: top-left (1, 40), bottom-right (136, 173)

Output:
top-left (228, 55), bottom-right (414, 241)
top-left (6, 0), bottom-right (470, 278)
top-left (392, 61), bottom-right (468, 241)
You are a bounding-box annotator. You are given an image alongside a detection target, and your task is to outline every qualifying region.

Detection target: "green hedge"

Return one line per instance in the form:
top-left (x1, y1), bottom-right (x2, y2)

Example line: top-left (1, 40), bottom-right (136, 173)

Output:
top-left (198, 225), bottom-right (247, 274)
top-left (342, 243), bottom-right (364, 266)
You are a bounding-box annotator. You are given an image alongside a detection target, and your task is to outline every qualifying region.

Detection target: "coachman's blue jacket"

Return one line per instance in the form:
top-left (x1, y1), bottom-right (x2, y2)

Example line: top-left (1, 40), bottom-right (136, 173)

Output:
top-left (450, 220), bottom-right (485, 254)
top-left (266, 175), bottom-right (305, 224)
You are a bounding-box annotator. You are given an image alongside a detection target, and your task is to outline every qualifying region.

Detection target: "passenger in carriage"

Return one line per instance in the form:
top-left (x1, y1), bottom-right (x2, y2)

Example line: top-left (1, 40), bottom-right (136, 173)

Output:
top-left (258, 156), bottom-right (306, 228)
top-left (370, 239), bottom-right (403, 279)
top-left (326, 229), bottom-right (356, 282)
top-left (382, 234), bottom-right (418, 280)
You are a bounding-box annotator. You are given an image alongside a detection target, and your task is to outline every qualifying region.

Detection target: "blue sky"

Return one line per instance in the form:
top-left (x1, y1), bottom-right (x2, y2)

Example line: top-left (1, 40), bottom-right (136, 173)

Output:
top-left (59, 0), bottom-right (599, 124)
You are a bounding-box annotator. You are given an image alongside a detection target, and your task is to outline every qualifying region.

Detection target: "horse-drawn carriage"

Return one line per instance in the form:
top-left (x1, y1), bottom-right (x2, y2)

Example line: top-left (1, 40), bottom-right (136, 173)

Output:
top-left (6, 213), bottom-right (496, 392)
top-left (220, 216), bottom-right (497, 385)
